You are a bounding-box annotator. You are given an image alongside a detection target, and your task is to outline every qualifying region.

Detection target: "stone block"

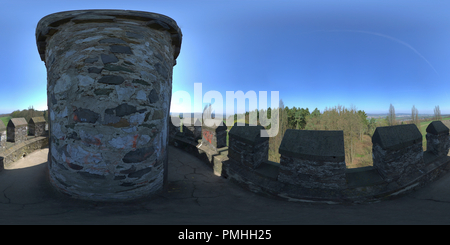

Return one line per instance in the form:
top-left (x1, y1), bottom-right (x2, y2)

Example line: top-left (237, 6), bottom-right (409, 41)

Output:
top-left (372, 125), bottom-right (424, 182)
top-left (100, 54), bottom-right (119, 64)
top-left (98, 75), bottom-right (124, 85)
top-left (110, 45), bottom-right (133, 54)
top-left (228, 123), bottom-right (269, 169)
top-left (277, 129), bottom-right (347, 190)
top-left (426, 121), bottom-right (450, 156)
top-left (279, 129), bottom-right (346, 162)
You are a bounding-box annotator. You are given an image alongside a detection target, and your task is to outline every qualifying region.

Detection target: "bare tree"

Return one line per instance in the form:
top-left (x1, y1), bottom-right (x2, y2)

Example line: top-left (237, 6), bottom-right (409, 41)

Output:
top-left (388, 104), bottom-right (396, 126)
top-left (27, 105), bottom-right (35, 122)
top-left (434, 105), bottom-right (442, 121)
top-left (309, 105), bottom-right (362, 165)
top-left (203, 103), bottom-right (212, 119)
top-left (411, 105), bottom-right (420, 129)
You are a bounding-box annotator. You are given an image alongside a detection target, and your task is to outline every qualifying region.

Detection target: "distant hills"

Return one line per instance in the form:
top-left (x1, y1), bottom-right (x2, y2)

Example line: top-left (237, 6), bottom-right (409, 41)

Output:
top-left (367, 113), bottom-right (450, 119)
top-left (367, 113), bottom-right (435, 116)
top-left (171, 112), bottom-right (450, 119)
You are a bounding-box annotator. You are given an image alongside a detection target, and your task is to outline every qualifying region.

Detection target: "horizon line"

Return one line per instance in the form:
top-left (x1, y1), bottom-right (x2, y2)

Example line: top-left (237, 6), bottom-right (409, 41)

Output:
top-left (170, 111), bottom-right (450, 116)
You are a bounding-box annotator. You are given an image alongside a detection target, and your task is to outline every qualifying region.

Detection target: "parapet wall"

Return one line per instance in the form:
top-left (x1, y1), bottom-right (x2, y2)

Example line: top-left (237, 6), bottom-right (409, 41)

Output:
top-left (0, 117), bottom-right (49, 171)
top-left (0, 136), bottom-right (49, 170)
top-left (169, 119), bottom-right (450, 203)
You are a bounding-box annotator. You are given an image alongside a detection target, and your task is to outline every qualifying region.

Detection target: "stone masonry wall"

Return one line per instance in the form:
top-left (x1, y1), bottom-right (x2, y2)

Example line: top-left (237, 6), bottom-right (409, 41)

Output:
top-left (36, 10), bottom-right (182, 201)
top-left (171, 120), bottom-right (450, 203)
top-left (182, 117), bottom-right (202, 142)
top-left (0, 130), bottom-right (5, 149)
top-left (372, 124), bottom-right (424, 182)
top-left (29, 122), bottom-right (46, 137)
top-left (34, 123), bottom-right (46, 137)
top-left (228, 123), bottom-right (269, 169)
top-left (426, 121), bottom-right (450, 157)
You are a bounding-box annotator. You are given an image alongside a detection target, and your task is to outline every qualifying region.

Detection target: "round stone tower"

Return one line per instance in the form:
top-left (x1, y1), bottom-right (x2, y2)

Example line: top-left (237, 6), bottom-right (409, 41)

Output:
top-left (35, 10), bottom-right (182, 201)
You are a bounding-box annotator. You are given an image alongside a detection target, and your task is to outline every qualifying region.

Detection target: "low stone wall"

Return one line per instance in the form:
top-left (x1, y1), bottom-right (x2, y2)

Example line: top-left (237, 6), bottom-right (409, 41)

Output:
top-left (169, 117), bottom-right (202, 146)
top-left (0, 136), bottom-right (49, 169)
top-left (169, 120), bottom-right (450, 204)
top-left (183, 117), bottom-right (202, 141)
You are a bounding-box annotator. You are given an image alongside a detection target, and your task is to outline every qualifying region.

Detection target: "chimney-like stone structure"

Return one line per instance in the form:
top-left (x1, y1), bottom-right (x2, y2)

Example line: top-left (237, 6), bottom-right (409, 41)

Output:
top-left (372, 124), bottom-right (424, 183)
top-left (7, 118), bottom-right (28, 144)
top-left (182, 117), bottom-right (202, 142)
top-left (28, 117), bottom-right (47, 137)
top-left (201, 119), bottom-right (227, 151)
top-left (36, 10), bottom-right (182, 201)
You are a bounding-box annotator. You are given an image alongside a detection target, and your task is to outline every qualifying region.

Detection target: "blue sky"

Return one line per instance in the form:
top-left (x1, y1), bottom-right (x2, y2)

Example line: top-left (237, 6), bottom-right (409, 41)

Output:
top-left (1, 0), bottom-right (449, 116)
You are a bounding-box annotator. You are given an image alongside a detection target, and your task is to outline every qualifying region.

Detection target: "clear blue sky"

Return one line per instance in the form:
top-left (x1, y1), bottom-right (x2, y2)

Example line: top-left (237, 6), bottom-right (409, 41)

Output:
top-left (1, 0), bottom-right (449, 116)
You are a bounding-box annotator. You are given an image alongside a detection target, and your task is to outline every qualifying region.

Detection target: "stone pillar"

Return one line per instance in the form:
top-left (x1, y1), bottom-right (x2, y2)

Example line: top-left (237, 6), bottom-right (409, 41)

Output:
top-left (201, 119), bottom-right (227, 151)
top-left (228, 123), bottom-right (269, 169)
top-left (278, 129), bottom-right (347, 190)
top-left (36, 10), bottom-right (182, 201)
top-left (372, 124), bottom-right (424, 183)
top-left (426, 121), bottom-right (450, 157)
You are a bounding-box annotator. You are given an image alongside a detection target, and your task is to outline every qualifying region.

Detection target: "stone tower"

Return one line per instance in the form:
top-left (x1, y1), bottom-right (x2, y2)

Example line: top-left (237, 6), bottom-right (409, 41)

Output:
top-left (35, 10), bottom-right (182, 201)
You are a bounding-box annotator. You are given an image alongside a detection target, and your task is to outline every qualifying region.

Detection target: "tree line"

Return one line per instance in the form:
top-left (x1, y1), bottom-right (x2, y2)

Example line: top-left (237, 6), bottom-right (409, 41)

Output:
top-left (9, 106), bottom-right (48, 124)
